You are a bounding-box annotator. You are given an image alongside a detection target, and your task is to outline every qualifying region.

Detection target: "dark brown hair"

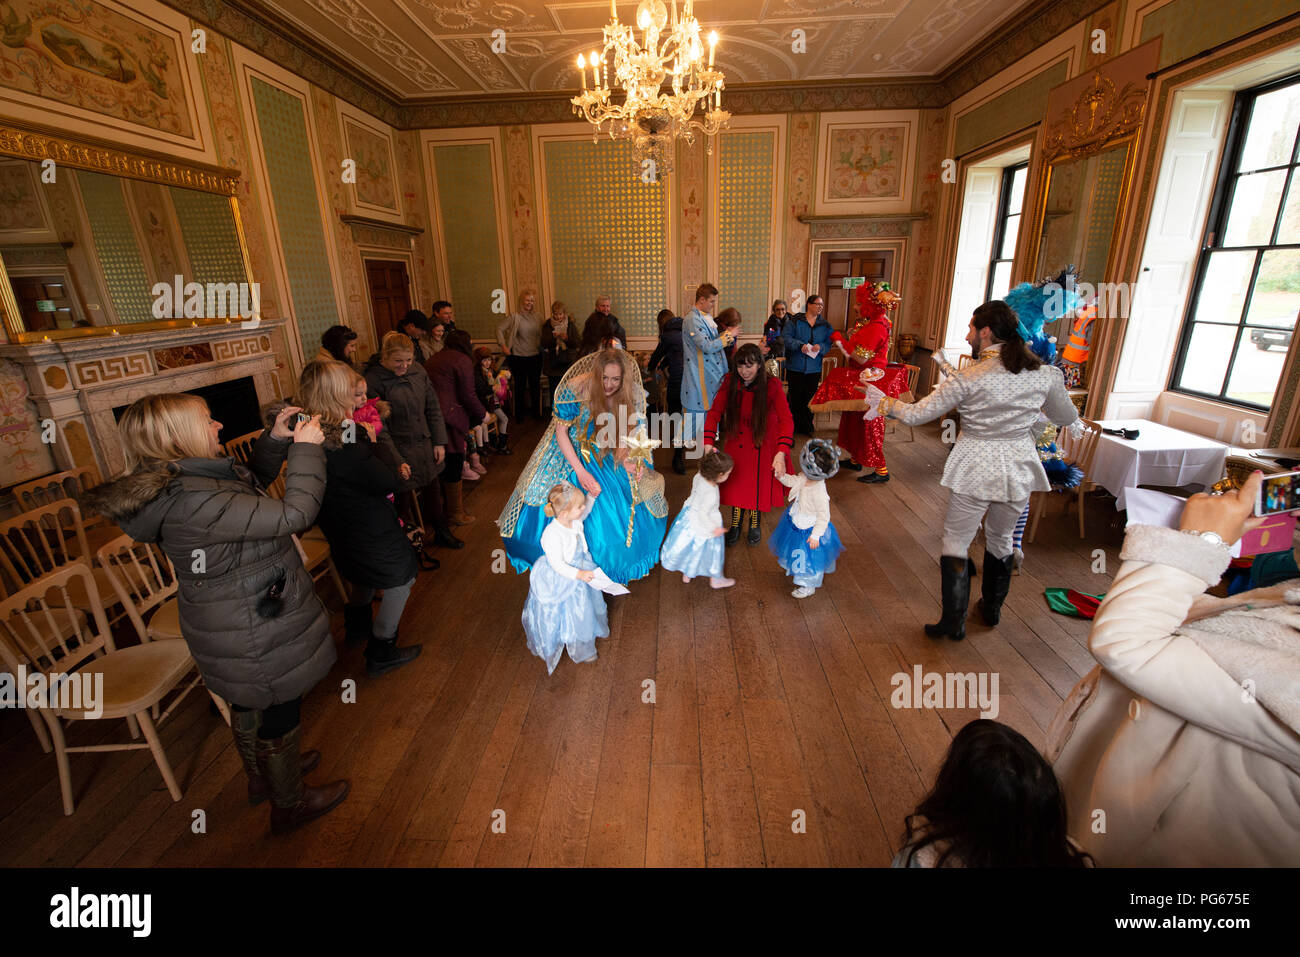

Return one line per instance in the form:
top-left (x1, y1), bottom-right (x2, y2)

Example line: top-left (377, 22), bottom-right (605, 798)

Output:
top-left (694, 282), bottom-right (719, 303)
top-left (445, 329), bottom-right (474, 358)
top-left (717, 343), bottom-right (768, 448)
top-left (699, 449), bottom-right (734, 482)
top-left (972, 301), bottom-right (1041, 375)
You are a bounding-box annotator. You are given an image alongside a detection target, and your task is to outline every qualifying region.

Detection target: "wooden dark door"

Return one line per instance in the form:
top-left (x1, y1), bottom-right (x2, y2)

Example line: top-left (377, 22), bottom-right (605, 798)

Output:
top-left (365, 259), bottom-right (412, 341)
top-left (818, 250), bottom-right (894, 334)
top-left (12, 275), bottom-right (78, 332)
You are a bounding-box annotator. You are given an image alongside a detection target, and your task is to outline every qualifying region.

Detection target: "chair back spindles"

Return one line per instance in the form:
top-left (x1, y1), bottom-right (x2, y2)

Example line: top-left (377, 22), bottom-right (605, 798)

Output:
top-left (0, 501), bottom-right (94, 591)
top-left (221, 429), bottom-right (285, 499)
top-left (12, 467), bottom-right (103, 515)
top-left (0, 563), bottom-right (113, 675)
top-left (96, 534), bottom-right (179, 644)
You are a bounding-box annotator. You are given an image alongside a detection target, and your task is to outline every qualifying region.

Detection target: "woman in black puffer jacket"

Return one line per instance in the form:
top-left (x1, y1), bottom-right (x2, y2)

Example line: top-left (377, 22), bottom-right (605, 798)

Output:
top-left (272, 359), bottom-right (424, 678)
top-left (81, 392), bottom-right (348, 836)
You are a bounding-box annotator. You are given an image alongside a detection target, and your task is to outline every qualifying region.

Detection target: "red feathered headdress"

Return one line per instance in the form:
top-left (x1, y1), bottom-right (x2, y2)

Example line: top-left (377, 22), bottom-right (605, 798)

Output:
top-left (855, 281), bottom-right (900, 323)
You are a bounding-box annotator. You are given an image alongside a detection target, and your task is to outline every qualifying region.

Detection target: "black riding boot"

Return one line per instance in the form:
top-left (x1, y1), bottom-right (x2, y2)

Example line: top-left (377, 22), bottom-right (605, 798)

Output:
top-left (978, 550), bottom-right (1015, 626)
top-left (924, 555), bottom-right (971, 641)
top-left (747, 509), bottom-right (761, 546)
top-left (725, 508), bottom-right (746, 547)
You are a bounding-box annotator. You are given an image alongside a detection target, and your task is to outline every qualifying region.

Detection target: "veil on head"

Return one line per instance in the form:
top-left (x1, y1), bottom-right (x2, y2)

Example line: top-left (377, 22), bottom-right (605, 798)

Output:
top-left (496, 347), bottom-right (651, 538)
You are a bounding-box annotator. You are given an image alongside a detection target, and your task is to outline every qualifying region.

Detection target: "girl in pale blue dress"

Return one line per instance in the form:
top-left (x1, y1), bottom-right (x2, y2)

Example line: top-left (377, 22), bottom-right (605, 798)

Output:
top-left (522, 483), bottom-right (611, 674)
top-left (660, 450), bottom-right (737, 589)
top-left (498, 349), bottom-right (669, 584)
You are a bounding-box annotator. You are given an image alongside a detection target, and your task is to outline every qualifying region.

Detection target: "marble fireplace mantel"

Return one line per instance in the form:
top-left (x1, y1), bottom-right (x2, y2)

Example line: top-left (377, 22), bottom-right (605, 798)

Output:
top-left (0, 319), bottom-right (286, 479)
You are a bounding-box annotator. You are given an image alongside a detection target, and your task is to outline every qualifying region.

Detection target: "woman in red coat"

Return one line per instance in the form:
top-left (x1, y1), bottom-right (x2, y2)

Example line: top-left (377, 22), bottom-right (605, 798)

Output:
top-left (703, 343), bottom-right (794, 546)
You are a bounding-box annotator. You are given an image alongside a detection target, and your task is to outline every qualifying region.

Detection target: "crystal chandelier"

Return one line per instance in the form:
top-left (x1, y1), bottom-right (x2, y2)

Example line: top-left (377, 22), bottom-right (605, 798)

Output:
top-left (571, 0), bottom-right (731, 177)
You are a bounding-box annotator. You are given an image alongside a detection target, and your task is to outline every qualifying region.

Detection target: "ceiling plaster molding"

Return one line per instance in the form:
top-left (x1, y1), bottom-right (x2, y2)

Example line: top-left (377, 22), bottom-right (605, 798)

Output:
top-left (157, 0), bottom-right (1118, 130)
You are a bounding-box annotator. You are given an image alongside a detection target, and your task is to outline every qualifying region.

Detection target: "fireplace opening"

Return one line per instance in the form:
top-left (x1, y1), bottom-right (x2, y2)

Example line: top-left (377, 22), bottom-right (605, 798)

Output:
top-left (113, 376), bottom-right (263, 446)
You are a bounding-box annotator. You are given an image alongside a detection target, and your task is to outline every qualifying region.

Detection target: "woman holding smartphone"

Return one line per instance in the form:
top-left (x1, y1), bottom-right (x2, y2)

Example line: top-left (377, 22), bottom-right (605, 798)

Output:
top-left (1050, 471), bottom-right (1300, 866)
top-left (83, 394), bottom-right (349, 836)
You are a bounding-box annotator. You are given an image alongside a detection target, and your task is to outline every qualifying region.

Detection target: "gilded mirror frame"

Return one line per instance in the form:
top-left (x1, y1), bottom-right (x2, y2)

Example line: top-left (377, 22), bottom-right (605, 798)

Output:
top-left (0, 120), bottom-right (254, 343)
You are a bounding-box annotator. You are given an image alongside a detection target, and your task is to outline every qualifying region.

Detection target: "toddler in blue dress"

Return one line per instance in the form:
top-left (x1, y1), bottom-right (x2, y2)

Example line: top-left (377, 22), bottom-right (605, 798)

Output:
top-left (769, 438), bottom-right (845, 598)
top-left (659, 450), bottom-right (736, 589)
top-left (522, 482), bottom-right (613, 674)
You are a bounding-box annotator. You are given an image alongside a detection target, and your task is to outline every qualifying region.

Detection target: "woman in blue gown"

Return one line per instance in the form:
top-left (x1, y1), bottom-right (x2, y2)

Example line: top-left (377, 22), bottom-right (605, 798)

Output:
top-left (497, 348), bottom-right (668, 583)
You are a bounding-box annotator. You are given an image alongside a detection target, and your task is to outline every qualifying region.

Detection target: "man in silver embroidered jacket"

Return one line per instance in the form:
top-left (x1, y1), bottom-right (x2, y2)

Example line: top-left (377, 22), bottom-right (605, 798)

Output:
top-left (863, 300), bottom-right (1081, 640)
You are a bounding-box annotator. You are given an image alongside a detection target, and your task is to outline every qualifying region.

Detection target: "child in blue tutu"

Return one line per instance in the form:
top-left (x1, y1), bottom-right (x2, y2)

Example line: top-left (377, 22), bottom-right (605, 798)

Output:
top-left (522, 482), bottom-right (613, 674)
top-left (770, 439), bottom-right (845, 598)
top-left (660, 449), bottom-right (736, 589)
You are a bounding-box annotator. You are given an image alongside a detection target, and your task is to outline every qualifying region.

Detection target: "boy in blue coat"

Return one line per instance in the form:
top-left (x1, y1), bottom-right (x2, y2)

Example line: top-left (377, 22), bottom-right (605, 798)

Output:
top-left (680, 282), bottom-right (734, 446)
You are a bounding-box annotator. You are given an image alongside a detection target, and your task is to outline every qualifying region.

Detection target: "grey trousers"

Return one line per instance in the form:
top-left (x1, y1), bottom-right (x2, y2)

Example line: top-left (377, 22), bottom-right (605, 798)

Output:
top-left (941, 492), bottom-right (1030, 560)
top-left (352, 576), bottom-right (415, 640)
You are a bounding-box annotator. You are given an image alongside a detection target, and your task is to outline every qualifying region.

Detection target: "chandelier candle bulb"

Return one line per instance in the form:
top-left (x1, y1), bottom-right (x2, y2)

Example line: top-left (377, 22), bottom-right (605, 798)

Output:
top-left (708, 30), bottom-right (716, 66)
top-left (578, 54), bottom-right (586, 89)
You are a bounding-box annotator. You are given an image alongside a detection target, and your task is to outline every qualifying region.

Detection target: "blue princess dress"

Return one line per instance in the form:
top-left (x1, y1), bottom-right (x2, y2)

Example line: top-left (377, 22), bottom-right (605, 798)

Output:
top-left (660, 473), bottom-right (724, 579)
top-left (768, 473), bottom-right (845, 588)
top-left (498, 379), bottom-right (669, 584)
top-left (522, 502), bottom-right (610, 674)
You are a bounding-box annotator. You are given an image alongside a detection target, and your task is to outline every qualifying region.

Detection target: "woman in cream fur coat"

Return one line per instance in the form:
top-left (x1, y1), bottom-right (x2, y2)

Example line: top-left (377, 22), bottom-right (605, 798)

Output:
top-left (1048, 471), bottom-right (1300, 866)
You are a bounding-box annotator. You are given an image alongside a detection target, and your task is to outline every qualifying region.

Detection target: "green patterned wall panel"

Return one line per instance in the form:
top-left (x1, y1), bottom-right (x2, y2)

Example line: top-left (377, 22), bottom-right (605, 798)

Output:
top-left (1142, 0), bottom-right (1296, 69)
top-left (954, 61), bottom-right (1069, 157)
top-left (432, 143), bottom-right (504, 339)
top-left (717, 130), bottom-right (775, 333)
top-left (251, 77), bottom-right (338, 350)
top-left (543, 138), bottom-right (665, 337)
top-left (168, 187), bottom-right (248, 297)
top-left (77, 171), bottom-right (153, 324)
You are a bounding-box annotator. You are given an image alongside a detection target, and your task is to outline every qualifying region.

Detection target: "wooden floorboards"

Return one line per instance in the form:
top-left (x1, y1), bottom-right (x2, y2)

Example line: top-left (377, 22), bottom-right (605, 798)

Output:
top-left (0, 419), bottom-right (1124, 867)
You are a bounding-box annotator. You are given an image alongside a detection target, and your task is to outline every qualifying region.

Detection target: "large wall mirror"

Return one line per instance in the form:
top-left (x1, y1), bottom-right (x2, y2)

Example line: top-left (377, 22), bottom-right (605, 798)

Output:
top-left (1034, 137), bottom-right (1135, 288)
top-left (1025, 41), bottom-right (1157, 400)
top-left (0, 124), bottom-right (250, 342)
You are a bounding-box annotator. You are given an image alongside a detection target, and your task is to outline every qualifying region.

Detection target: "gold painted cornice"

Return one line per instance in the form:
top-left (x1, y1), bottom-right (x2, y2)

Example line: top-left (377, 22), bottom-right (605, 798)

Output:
top-left (157, 0), bottom-right (1114, 129)
top-left (0, 123), bottom-right (240, 195)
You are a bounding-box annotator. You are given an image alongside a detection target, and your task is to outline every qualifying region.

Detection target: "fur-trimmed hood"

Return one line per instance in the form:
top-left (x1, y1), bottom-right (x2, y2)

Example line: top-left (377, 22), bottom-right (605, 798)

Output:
top-left (262, 398), bottom-right (387, 451)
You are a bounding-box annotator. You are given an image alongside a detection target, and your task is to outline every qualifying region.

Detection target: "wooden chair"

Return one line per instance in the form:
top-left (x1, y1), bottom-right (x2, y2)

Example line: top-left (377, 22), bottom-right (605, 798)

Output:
top-left (94, 532), bottom-right (226, 723)
top-left (1027, 418), bottom-right (1103, 542)
top-left (0, 500), bottom-right (126, 628)
top-left (885, 364), bottom-right (921, 443)
top-left (12, 466), bottom-right (122, 553)
top-left (0, 562), bottom-right (194, 815)
top-left (223, 429), bottom-right (285, 499)
top-left (956, 353), bottom-right (975, 371)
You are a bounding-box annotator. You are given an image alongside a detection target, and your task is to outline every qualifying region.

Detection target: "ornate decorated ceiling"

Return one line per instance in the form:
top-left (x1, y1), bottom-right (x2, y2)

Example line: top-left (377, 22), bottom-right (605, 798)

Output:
top-left (227, 0), bottom-right (1042, 101)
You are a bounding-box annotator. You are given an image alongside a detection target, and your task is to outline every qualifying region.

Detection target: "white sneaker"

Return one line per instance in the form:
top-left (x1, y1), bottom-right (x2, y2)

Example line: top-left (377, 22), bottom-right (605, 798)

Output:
top-left (792, 586), bottom-right (816, 599)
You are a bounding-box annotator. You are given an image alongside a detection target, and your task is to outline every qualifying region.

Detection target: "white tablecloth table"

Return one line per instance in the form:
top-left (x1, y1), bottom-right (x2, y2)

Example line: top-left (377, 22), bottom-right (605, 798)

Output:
top-left (1091, 419), bottom-right (1228, 509)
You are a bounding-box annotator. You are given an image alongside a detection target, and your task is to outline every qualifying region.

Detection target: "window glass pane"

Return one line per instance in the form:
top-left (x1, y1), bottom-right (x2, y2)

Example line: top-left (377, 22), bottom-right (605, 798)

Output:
top-left (1176, 323), bottom-right (1236, 395)
top-left (1191, 249), bottom-right (1257, 324)
top-left (1237, 83), bottom-right (1300, 172)
top-left (1008, 166), bottom-right (1027, 215)
top-left (1244, 248), bottom-right (1300, 328)
top-left (1222, 169), bottom-right (1286, 246)
top-left (1000, 213), bottom-right (1020, 259)
top-left (1226, 331), bottom-right (1286, 406)
top-left (1278, 173), bottom-right (1300, 244)
top-left (990, 261), bottom-right (1013, 300)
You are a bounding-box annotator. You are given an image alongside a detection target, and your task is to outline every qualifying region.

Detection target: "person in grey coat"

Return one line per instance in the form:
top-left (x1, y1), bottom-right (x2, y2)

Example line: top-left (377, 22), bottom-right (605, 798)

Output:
top-left (364, 332), bottom-right (461, 555)
top-left (81, 392), bottom-right (348, 836)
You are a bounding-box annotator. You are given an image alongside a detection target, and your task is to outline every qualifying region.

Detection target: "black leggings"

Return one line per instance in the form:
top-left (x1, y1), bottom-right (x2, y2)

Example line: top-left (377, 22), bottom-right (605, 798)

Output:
top-left (509, 354), bottom-right (542, 420)
top-left (231, 697), bottom-right (302, 740)
top-left (443, 450), bottom-right (465, 480)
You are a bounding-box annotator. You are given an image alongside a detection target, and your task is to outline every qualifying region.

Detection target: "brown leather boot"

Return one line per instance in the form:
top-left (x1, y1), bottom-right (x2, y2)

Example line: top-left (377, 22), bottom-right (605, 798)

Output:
top-left (231, 708), bottom-right (320, 807)
top-left (255, 726), bottom-right (349, 835)
top-left (444, 480), bottom-right (475, 526)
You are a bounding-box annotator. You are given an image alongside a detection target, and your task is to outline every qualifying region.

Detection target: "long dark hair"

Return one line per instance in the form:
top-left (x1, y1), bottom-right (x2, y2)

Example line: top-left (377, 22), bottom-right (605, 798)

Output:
top-left (973, 301), bottom-right (1041, 375)
top-left (320, 324), bottom-right (357, 362)
top-left (717, 343), bottom-right (768, 448)
top-left (901, 720), bottom-right (1092, 868)
top-left (580, 314), bottom-right (613, 356)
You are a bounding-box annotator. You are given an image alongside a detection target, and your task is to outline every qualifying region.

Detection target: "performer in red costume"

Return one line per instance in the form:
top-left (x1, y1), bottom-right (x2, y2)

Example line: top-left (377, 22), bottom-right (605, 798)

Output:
top-left (808, 281), bottom-right (908, 484)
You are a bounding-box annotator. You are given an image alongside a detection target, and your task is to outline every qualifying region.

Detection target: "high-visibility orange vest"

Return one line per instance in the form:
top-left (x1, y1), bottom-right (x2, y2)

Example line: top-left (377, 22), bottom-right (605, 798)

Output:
top-left (1061, 304), bottom-right (1097, 363)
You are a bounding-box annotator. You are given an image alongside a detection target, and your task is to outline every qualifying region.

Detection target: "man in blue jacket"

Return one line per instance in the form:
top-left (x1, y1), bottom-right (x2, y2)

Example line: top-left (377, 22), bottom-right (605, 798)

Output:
top-left (782, 295), bottom-right (832, 435)
top-left (680, 282), bottom-right (733, 448)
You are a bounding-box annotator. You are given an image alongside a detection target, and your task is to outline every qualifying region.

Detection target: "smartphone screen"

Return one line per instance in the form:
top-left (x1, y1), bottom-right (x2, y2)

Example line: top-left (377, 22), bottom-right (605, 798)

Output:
top-left (1257, 470), bottom-right (1300, 516)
